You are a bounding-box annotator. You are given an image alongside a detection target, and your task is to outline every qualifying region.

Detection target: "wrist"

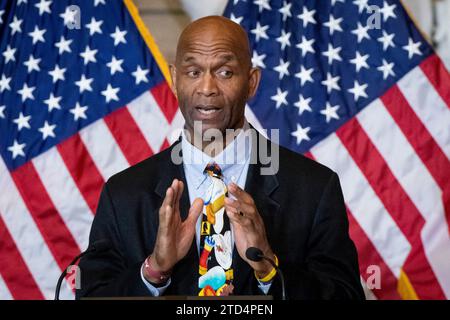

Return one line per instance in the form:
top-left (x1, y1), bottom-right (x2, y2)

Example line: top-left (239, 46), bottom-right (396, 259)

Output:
top-left (142, 255), bottom-right (172, 284)
top-left (254, 254), bottom-right (278, 282)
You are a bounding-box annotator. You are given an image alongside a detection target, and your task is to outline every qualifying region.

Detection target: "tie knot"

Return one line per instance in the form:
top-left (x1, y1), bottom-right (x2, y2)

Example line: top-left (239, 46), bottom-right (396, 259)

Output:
top-left (204, 162), bottom-right (223, 179)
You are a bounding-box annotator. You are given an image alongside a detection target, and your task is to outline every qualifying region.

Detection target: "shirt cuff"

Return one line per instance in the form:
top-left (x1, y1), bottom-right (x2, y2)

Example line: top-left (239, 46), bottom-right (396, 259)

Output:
top-left (257, 279), bottom-right (273, 295)
top-left (140, 264), bottom-right (171, 296)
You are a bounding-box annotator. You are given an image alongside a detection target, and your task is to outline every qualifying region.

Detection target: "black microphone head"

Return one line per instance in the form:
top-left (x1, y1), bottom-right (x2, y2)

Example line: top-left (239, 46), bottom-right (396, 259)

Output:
top-left (91, 239), bottom-right (111, 253)
top-left (246, 247), bottom-right (264, 262)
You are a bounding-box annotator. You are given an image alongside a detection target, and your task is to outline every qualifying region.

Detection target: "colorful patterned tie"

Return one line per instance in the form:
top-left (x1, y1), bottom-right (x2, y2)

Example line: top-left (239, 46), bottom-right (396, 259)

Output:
top-left (198, 163), bottom-right (234, 296)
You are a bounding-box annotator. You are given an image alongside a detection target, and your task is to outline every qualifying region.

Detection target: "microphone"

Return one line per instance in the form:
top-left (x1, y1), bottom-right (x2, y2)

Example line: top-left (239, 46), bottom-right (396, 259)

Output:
top-left (54, 239), bottom-right (111, 300)
top-left (246, 247), bottom-right (287, 300)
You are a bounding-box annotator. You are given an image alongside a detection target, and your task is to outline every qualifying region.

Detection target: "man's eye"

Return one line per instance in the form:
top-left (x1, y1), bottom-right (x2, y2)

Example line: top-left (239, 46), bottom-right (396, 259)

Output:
top-left (218, 70), bottom-right (233, 78)
top-left (187, 70), bottom-right (200, 77)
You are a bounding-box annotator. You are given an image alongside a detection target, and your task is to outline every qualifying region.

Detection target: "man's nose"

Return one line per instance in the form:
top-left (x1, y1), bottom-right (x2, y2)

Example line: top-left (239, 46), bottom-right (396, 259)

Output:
top-left (197, 73), bottom-right (218, 97)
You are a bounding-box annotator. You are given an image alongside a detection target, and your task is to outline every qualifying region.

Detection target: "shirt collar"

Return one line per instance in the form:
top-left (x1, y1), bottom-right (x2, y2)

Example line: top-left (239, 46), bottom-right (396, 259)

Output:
top-left (181, 120), bottom-right (252, 187)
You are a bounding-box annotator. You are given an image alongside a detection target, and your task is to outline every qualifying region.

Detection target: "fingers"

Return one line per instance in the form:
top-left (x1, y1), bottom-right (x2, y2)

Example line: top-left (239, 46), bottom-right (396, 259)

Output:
top-left (227, 183), bottom-right (253, 205)
top-left (186, 198), bottom-right (204, 226)
top-left (160, 179), bottom-right (183, 225)
top-left (174, 180), bottom-right (184, 213)
top-left (225, 193), bottom-right (256, 216)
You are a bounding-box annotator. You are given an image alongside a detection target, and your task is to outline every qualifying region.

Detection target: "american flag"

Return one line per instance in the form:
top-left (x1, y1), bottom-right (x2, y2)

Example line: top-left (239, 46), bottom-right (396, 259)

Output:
top-left (0, 0), bottom-right (183, 299)
top-left (224, 0), bottom-right (450, 299)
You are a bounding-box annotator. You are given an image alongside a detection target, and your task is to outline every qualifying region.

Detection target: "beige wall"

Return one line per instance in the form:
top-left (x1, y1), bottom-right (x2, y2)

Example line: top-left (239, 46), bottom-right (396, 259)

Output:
top-left (135, 0), bottom-right (190, 64)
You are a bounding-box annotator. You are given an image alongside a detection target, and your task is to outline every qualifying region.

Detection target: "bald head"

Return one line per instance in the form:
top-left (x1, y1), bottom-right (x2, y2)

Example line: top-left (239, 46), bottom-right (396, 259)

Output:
top-left (169, 16), bottom-right (261, 143)
top-left (176, 16), bottom-right (252, 68)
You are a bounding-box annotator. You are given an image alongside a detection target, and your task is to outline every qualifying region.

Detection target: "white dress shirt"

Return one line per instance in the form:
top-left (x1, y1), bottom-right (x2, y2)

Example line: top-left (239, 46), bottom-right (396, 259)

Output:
top-left (141, 122), bottom-right (272, 296)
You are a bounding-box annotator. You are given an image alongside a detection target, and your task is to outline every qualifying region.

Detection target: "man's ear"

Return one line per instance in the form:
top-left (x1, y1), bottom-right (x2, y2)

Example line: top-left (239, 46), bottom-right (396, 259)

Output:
top-left (247, 67), bottom-right (261, 100)
top-left (169, 64), bottom-right (177, 96)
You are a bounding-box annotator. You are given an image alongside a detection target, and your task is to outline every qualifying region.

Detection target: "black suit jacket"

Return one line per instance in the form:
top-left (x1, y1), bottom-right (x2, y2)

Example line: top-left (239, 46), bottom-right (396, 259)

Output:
top-left (76, 133), bottom-right (365, 300)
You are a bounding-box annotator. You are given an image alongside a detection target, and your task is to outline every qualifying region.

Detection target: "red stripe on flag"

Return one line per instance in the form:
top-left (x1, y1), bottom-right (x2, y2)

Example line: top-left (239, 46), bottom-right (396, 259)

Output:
top-left (160, 138), bottom-right (171, 152)
top-left (57, 134), bottom-right (104, 214)
top-left (420, 54), bottom-right (450, 108)
top-left (303, 151), bottom-right (314, 160)
top-left (306, 152), bottom-right (399, 299)
top-left (337, 117), bottom-right (446, 299)
top-left (381, 85), bottom-right (450, 235)
top-left (0, 215), bottom-right (45, 299)
top-left (11, 162), bottom-right (81, 271)
top-left (150, 81), bottom-right (179, 123)
top-left (346, 208), bottom-right (401, 299)
top-left (104, 107), bottom-right (154, 166)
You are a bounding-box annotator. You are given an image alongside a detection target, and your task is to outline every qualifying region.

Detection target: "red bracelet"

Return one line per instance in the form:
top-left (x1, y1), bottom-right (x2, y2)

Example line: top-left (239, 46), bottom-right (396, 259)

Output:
top-left (143, 256), bottom-right (172, 283)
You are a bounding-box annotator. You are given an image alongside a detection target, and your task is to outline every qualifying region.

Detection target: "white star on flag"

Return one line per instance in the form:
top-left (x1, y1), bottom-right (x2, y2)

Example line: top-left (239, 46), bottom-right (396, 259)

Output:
top-left (70, 103), bottom-right (88, 121)
top-left (60, 7), bottom-right (77, 26)
top-left (322, 44), bottom-right (342, 64)
top-left (102, 84), bottom-right (120, 103)
top-left (351, 22), bottom-right (370, 43)
top-left (13, 112), bottom-right (31, 131)
top-left (17, 83), bottom-right (35, 102)
top-left (380, 2), bottom-right (397, 22)
top-left (0, 74), bottom-right (11, 92)
top-left (24, 55), bottom-right (41, 73)
top-left (9, 16), bottom-right (23, 35)
top-left (348, 80), bottom-right (368, 101)
top-left (276, 30), bottom-right (291, 50)
top-left (44, 93), bottom-right (62, 112)
top-left (278, 1), bottom-right (292, 21)
top-left (350, 52), bottom-right (370, 72)
top-left (297, 7), bottom-right (316, 28)
top-left (28, 26), bottom-right (46, 44)
top-left (107, 56), bottom-right (124, 75)
top-left (296, 36), bottom-right (315, 57)
top-left (403, 38), bottom-right (422, 59)
top-left (85, 17), bottom-right (103, 36)
top-left (110, 27), bottom-right (127, 46)
top-left (378, 31), bottom-right (396, 51)
top-left (377, 59), bottom-right (396, 79)
top-left (35, 0), bottom-right (52, 16)
top-left (273, 59), bottom-right (290, 80)
top-left (3, 45), bottom-right (16, 63)
top-left (353, 0), bottom-right (369, 13)
top-left (254, 0), bottom-right (271, 13)
top-left (271, 88), bottom-right (288, 109)
top-left (321, 73), bottom-right (341, 93)
top-left (48, 65), bottom-right (66, 83)
top-left (251, 22), bottom-right (269, 42)
top-left (252, 51), bottom-right (266, 69)
top-left (294, 95), bottom-right (312, 115)
top-left (75, 75), bottom-right (94, 93)
top-left (295, 66), bottom-right (314, 86)
top-left (230, 13), bottom-right (243, 25)
top-left (291, 124), bottom-right (310, 145)
top-left (8, 140), bottom-right (26, 159)
top-left (323, 15), bottom-right (343, 35)
top-left (80, 46), bottom-right (98, 65)
top-left (55, 36), bottom-right (72, 54)
top-left (132, 66), bottom-right (149, 84)
top-left (320, 103), bottom-right (340, 123)
top-left (38, 121), bottom-right (57, 139)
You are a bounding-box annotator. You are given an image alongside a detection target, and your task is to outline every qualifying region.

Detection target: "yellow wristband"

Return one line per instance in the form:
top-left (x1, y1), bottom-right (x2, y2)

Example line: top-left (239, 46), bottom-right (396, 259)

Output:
top-left (254, 254), bottom-right (279, 283)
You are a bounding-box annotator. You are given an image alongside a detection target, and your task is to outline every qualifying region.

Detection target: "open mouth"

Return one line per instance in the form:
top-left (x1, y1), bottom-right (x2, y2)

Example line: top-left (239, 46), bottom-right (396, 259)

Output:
top-left (195, 105), bottom-right (222, 116)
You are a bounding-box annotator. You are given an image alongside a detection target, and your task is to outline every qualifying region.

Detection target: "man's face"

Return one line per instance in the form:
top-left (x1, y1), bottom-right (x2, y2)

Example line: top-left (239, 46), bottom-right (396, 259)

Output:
top-left (170, 20), bottom-right (260, 138)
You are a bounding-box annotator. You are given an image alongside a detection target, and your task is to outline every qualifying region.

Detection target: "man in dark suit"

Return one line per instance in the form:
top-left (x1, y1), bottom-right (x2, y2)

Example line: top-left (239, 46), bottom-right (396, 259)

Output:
top-left (76, 16), bottom-right (364, 300)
